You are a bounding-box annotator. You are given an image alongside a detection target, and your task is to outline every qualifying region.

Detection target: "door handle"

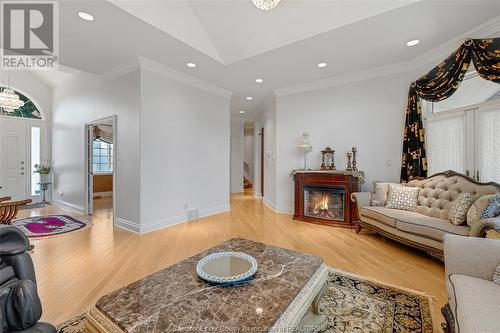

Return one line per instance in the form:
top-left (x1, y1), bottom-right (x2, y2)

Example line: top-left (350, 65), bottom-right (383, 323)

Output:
top-left (19, 173), bottom-right (24, 175)
top-left (20, 167), bottom-right (24, 170)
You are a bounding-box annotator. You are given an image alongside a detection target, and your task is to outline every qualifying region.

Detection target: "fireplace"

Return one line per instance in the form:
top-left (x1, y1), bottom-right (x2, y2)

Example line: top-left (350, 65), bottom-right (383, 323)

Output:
top-left (293, 171), bottom-right (361, 228)
top-left (304, 186), bottom-right (345, 221)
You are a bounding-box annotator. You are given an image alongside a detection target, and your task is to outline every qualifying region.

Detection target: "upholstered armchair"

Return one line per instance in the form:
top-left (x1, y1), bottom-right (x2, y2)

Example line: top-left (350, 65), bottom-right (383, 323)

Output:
top-left (442, 234), bottom-right (500, 333)
top-left (0, 226), bottom-right (56, 333)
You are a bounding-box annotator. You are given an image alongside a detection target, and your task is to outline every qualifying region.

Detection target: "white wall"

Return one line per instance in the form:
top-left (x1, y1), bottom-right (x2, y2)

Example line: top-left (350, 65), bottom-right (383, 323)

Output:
top-left (140, 69), bottom-right (231, 230)
top-left (52, 70), bottom-right (141, 223)
top-left (230, 119), bottom-right (244, 193)
top-left (243, 127), bottom-right (254, 183)
top-left (274, 72), bottom-right (416, 212)
top-left (253, 94), bottom-right (277, 209)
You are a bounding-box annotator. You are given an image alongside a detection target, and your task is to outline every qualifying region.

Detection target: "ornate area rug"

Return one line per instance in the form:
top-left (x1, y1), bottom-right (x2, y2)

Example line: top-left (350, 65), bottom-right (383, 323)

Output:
top-left (56, 269), bottom-right (434, 333)
top-left (12, 215), bottom-right (91, 239)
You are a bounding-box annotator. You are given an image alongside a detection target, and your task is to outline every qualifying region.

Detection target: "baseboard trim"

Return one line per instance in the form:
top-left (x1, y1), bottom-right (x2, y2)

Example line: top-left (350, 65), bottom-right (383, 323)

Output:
top-left (114, 217), bottom-right (141, 234)
top-left (275, 204), bottom-right (293, 214)
top-left (139, 203), bottom-right (231, 234)
top-left (94, 191), bottom-right (113, 198)
top-left (52, 199), bottom-right (85, 212)
top-left (263, 198), bottom-right (277, 212)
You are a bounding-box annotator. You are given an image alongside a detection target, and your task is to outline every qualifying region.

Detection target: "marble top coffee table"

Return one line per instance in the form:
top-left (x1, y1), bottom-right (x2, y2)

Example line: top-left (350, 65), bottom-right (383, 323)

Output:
top-left (86, 238), bottom-right (328, 333)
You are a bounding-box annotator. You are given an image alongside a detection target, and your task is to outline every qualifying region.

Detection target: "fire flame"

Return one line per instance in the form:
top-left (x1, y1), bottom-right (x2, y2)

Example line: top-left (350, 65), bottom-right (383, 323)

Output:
top-left (313, 195), bottom-right (329, 213)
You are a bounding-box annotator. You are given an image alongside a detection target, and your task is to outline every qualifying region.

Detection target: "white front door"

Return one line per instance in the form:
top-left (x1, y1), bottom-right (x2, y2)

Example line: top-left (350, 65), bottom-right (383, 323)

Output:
top-left (0, 118), bottom-right (27, 199)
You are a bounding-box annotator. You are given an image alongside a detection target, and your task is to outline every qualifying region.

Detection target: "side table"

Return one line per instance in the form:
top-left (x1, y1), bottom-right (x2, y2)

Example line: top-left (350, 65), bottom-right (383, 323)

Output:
top-left (38, 182), bottom-right (51, 206)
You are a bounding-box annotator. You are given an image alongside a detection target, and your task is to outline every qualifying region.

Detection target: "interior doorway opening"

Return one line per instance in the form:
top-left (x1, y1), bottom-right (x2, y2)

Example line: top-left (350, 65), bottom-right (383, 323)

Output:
top-left (243, 125), bottom-right (254, 194)
top-left (84, 116), bottom-right (116, 222)
top-left (260, 127), bottom-right (264, 197)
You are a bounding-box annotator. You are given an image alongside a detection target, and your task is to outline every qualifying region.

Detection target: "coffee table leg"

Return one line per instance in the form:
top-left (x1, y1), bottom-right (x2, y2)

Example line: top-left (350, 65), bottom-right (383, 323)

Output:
top-left (296, 281), bottom-right (328, 332)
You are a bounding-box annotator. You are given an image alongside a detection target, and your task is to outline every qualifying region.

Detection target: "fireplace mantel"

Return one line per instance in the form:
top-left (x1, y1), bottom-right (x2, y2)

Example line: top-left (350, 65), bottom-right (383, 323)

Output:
top-left (293, 171), bottom-right (361, 228)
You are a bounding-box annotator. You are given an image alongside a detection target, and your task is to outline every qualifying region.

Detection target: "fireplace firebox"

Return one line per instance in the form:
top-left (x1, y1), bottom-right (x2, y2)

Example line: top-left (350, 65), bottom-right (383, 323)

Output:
top-left (304, 186), bottom-right (346, 221)
top-left (293, 171), bottom-right (361, 228)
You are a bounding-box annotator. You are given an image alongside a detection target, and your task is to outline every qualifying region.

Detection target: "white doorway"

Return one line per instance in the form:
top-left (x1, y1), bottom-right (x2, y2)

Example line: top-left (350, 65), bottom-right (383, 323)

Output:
top-left (0, 118), bottom-right (26, 199)
top-left (0, 117), bottom-right (47, 202)
top-left (84, 116), bottom-right (116, 221)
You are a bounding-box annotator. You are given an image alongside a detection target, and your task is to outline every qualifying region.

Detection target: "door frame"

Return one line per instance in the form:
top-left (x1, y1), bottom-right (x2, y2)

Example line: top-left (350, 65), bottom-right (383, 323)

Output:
top-left (260, 127), bottom-right (264, 197)
top-left (0, 116), bottom-right (48, 202)
top-left (84, 115), bottom-right (116, 221)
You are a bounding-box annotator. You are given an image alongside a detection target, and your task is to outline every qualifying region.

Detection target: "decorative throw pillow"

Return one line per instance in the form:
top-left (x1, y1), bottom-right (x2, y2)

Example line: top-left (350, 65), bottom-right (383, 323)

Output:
top-left (467, 194), bottom-right (500, 227)
top-left (386, 184), bottom-right (419, 212)
top-left (448, 193), bottom-right (475, 225)
top-left (494, 263), bottom-right (500, 285)
top-left (370, 182), bottom-right (393, 206)
top-left (481, 196), bottom-right (500, 219)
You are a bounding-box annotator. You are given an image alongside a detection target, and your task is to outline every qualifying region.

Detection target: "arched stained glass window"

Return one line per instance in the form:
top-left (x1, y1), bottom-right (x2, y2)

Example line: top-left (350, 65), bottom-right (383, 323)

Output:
top-left (0, 87), bottom-right (42, 119)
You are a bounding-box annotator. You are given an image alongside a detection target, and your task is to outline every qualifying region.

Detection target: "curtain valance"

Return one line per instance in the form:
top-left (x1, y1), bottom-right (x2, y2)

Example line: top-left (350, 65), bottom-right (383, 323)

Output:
top-left (401, 38), bottom-right (500, 182)
top-left (93, 124), bottom-right (113, 144)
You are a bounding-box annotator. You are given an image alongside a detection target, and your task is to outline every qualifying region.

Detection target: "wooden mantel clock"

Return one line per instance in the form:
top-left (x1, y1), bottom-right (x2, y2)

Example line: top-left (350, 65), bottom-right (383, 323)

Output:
top-left (320, 147), bottom-right (335, 170)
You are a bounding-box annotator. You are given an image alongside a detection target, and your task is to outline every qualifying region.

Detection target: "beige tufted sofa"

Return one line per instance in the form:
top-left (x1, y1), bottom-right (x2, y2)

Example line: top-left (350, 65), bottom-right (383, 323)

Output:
top-left (351, 171), bottom-right (500, 259)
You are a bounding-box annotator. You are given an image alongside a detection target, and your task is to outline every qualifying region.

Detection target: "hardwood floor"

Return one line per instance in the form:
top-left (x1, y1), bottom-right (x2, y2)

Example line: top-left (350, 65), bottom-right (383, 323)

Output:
top-left (18, 193), bottom-right (446, 329)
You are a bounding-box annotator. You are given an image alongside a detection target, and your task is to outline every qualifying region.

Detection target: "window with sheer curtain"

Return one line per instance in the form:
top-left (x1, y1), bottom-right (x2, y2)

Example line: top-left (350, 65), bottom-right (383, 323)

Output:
top-left (477, 107), bottom-right (500, 183)
top-left (426, 114), bottom-right (465, 176)
top-left (424, 68), bottom-right (500, 183)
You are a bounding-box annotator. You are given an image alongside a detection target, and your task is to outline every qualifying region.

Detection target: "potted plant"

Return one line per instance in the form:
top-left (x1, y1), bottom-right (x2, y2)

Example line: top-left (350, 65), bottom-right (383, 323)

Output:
top-left (33, 164), bottom-right (51, 183)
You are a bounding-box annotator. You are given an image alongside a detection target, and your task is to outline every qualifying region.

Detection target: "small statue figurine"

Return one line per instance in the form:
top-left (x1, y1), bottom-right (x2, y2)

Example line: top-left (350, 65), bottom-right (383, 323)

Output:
top-left (352, 146), bottom-right (358, 172)
top-left (346, 152), bottom-right (353, 171)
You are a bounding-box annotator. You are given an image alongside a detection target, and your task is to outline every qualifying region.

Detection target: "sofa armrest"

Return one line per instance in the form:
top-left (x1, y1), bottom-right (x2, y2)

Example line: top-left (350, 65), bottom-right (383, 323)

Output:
top-left (444, 234), bottom-right (500, 281)
top-left (469, 216), bottom-right (500, 237)
top-left (351, 192), bottom-right (372, 222)
top-left (351, 192), bottom-right (371, 208)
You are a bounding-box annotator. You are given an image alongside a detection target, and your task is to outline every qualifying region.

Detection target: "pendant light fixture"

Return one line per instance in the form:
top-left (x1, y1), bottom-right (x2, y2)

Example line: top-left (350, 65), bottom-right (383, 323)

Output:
top-left (252, 0), bottom-right (281, 11)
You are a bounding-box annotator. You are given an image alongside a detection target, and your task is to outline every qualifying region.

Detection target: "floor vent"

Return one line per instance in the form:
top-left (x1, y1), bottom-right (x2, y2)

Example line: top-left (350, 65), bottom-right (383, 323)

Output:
top-left (187, 208), bottom-right (200, 221)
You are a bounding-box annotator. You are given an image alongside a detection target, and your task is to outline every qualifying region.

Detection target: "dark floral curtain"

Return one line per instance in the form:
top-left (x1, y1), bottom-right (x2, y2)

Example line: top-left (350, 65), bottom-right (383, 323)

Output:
top-left (401, 38), bottom-right (500, 182)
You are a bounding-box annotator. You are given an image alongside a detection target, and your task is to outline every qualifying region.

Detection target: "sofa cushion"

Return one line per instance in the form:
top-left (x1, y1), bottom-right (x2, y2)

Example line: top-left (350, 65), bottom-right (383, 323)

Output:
top-left (370, 182), bottom-right (395, 207)
top-left (468, 194), bottom-right (500, 227)
top-left (449, 274), bottom-right (500, 333)
top-left (359, 206), bottom-right (397, 227)
top-left (395, 213), bottom-right (469, 242)
top-left (448, 192), bottom-right (475, 225)
top-left (386, 184), bottom-right (419, 211)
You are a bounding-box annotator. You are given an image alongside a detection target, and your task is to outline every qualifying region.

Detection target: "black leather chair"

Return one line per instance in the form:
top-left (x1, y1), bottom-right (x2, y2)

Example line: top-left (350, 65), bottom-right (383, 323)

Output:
top-left (0, 226), bottom-right (56, 333)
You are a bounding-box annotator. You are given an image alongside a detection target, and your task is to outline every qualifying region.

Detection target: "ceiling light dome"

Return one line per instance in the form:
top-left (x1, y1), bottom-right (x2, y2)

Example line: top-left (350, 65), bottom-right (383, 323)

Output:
top-left (252, 0), bottom-right (281, 11)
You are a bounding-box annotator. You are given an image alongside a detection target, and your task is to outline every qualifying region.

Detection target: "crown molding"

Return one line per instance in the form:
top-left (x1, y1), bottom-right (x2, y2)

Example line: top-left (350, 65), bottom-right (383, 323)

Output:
top-left (100, 57), bottom-right (233, 99)
top-left (101, 59), bottom-right (141, 82)
top-left (138, 57), bottom-right (232, 99)
top-left (275, 15), bottom-right (500, 97)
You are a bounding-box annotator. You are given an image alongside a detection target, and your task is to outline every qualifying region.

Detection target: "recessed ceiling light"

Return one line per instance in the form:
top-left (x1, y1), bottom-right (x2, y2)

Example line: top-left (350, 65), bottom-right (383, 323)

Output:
top-left (406, 39), bottom-right (420, 47)
top-left (239, 110), bottom-right (245, 114)
top-left (78, 12), bottom-right (94, 21)
top-left (317, 62), bottom-right (327, 68)
top-left (186, 62), bottom-right (197, 68)
top-left (246, 97), bottom-right (253, 101)
top-left (256, 78), bottom-right (264, 83)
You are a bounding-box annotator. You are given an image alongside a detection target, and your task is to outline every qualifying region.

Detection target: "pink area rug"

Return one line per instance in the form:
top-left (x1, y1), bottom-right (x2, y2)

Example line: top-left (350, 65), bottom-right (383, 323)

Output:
top-left (12, 215), bottom-right (91, 239)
